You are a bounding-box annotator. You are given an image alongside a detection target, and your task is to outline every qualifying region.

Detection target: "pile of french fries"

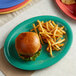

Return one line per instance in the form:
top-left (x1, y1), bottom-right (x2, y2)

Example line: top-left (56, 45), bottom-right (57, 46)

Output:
top-left (30, 20), bottom-right (66, 56)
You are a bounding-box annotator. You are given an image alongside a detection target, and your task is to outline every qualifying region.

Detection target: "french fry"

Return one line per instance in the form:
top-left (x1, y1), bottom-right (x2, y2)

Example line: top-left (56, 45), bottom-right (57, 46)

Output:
top-left (30, 20), bottom-right (66, 56)
top-left (39, 34), bottom-right (44, 44)
top-left (37, 20), bottom-right (44, 32)
top-left (47, 46), bottom-right (49, 51)
top-left (52, 39), bottom-right (65, 45)
top-left (58, 43), bottom-right (64, 47)
top-left (50, 38), bottom-right (61, 50)
top-left (33, 24), bottom-right (38, 33)
top-left (30, 25), bottom-right (39, 32)
top-left (51, 21), bottom-right (56, 26)
top-left (57, 30), bottom-right (63, 35)
top-left (50, 47), bottom-right (53, 56)
top-left (49, 21), bottom-right (54, 29)
top-left (46, 22), bottom-right (50, 31)
top-left (52, 46), bottom-right (60, 51)
top-left (60, 30), bottom-right (66, 34)
top-left (58, 26), bottom-right (64, 30)
top-left (47, 39), bottom-right (53, 56)
top-left (57, 36), bottom-right (63, 40)
top-left (53, 25), bottom-right (58, 42)
top-left (39, 32), bottom-right (51, 38)
top-left (30, 21), bottom-right (44, 32)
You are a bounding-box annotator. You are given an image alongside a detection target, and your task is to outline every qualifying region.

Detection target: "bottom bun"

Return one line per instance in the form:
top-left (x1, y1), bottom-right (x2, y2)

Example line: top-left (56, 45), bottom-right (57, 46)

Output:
top-left (19, 50), bottom-right (41, 61)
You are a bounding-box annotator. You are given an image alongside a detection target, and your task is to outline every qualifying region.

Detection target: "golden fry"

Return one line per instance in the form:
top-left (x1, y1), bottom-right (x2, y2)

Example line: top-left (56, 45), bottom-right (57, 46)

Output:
top-left (39, 34), bottom-right (44, 44)
top-left (58, 43), bottom-right (64, 47)
top-left (46, 22), bottom-right (50, 31)
top-left (59, 26), bottom-right (64, 30)
top-left (47, 46), bottom-right (49, 51)
top-left (49, 21), bottom-right (54, 29)
top-left (51, 21), bottom-right (56, 26)
top-left (52, 46), bottom-right (60, 51)
top-left (33, 24), bottom-right (38, 33)
top-left (60, 30), bottom-right (66, 34)
top-left (30, 20), bottom-right (66, 56)
top-left (57, 30), bottom-right (63, 35)
top-left (47, 39), bottom-right (53, 56)
top-left (30, 25), bottom-right (39, 32)
top-left (30, 21), bottom-right (44, 32)
top-left (37, 20), bottom-right (44, 32)
top-left (53, 25), bottom-right (58, 41)
top-left (52, 39), bottom-right (65, 45)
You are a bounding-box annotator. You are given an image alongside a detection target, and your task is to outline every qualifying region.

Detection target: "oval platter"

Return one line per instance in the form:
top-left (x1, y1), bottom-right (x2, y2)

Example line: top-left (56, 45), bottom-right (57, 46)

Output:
top-left (4, 16), bottom-right (73, 70)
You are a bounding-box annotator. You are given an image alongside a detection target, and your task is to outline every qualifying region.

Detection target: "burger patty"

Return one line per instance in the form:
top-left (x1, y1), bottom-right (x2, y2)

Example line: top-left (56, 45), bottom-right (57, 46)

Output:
top-left (19, 44), bottom-right (42, 58)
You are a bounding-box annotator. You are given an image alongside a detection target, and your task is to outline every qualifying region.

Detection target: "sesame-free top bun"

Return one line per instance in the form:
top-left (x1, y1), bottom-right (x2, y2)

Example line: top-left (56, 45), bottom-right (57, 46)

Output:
top-left (15, 32), bottom-right (40, 57)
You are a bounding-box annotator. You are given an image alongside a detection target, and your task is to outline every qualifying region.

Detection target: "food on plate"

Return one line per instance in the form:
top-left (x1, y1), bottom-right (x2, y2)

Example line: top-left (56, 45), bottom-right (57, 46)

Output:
top-left (61, 0), bottom-right (76, 5)
top-left (15, 32), bottom-right (42, 61)
top-left (30, 20), bottom-right (66, 56)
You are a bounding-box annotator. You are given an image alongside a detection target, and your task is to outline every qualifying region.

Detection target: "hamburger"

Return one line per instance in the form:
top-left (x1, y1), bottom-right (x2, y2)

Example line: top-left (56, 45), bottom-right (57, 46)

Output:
top-left (15, 32), bottom-right (42, 61)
